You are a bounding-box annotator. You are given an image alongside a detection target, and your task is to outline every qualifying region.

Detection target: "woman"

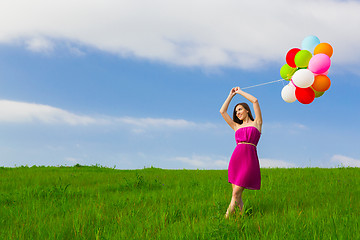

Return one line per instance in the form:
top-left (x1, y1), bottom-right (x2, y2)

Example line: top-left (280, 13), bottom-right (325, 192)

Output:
top-left (219, 87), bottom-right (262, 218)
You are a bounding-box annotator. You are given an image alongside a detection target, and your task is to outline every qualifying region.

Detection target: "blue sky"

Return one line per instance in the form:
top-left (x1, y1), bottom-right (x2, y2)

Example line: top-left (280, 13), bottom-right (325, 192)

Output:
top-left (0, 0), bottom-right (359, 169)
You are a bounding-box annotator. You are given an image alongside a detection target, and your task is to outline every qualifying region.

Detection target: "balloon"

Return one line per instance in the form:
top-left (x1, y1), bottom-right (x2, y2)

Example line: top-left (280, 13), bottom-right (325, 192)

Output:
top-left (308, 53), bottom-right (331, 74)
top-left (294, 50), bottom-right (312, 68)
top-left (312, 75), bottom-right (331, 92)
top-left (290, 79), bottom-right (298, 88)
top-left (312, 87), bottom-right (325, 98)
top-left (314, 70), bottom-right (329, 76)
top-left (292, 69), bottom-right (314, 88)
top-left (302, 35), bottom-right (320, 53)
top-left (314, 43), bottom-right (333, 57)
top-left (279, 36), bottom-right (333, 104)
top-left (295, 87), bottom-right (315, 104)
top-left (280, 64), bottom-right (297, 80)
top-left (286, 48), bottom-right (301, 68)
top-left (281, 84), bottom-right (297, 103)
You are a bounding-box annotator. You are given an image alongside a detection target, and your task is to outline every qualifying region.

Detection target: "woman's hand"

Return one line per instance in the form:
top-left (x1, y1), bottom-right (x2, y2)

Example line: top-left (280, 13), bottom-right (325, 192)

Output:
top-left (229, 87), bottom-right (239, 97)
top-left (234, 86), bottom-right (241, 94)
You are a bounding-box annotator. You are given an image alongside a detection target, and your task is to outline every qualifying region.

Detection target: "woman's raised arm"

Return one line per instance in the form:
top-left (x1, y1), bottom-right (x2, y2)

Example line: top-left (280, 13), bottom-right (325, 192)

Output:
top-left (220, 88), bottom-right (238, 131)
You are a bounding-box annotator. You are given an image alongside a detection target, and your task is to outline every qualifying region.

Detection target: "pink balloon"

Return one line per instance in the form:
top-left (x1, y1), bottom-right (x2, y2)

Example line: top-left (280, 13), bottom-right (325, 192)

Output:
top-left (314, 70), bottom-right (329, 76)
top-left (308, 54), bottom-right (331, 74)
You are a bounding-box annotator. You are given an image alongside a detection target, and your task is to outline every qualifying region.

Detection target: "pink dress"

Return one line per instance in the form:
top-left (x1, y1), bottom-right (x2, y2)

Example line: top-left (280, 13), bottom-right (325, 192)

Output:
top-left (228, 126), bottom-right (261, 190)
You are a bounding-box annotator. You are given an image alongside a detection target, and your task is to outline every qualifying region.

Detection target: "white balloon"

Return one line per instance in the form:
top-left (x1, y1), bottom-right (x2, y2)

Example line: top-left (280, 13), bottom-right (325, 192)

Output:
top-left (292, 69), bottom-right (314, 88)
top-left (281, 84), bottom-right (296, 103)
top-left (289, 80), bottom-right (297, 88)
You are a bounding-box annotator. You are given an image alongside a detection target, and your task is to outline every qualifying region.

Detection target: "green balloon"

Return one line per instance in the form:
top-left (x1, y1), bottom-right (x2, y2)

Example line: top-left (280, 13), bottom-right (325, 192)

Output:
top-left (280, 64), bottom-right (297, 80)
top-left (294, 50), bottom-right (312, 68)
top-left (314, 89), bottom-right (325, 98)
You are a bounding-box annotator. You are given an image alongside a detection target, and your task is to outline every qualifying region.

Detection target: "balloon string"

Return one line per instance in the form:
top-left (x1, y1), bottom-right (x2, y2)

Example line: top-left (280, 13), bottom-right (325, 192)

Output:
top-left (242, 79), bottom-right (285, 90)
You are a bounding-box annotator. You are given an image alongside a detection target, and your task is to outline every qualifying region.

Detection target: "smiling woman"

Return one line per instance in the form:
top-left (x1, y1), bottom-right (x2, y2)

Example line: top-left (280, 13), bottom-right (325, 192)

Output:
top-left (220, 86), bottom-right (262, 219)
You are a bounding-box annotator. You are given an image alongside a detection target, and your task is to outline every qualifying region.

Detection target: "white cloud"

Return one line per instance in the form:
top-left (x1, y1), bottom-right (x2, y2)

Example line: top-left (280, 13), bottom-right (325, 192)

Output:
top-left (25, 36), bottom-right (54, 53)
top-left (173, 155), bottom-right (298, 169)
top-left (0, 100), bottom-right (99, 125)
top-left (115, 116), bottom-right (216, 133)
top-left (67, 44), bottom-right (86, 56)
top-left (331, 154), bottom-right (360, 168)
top-left (262, 122), bottom-right (309, 135)
top-left (0, 99), bottom-right (212, 131)
top-left (65, 157), bottom-right (82, 164)
top-left (0, 0), bottom-right (359, 68)
top-left (173, 155), bottom-right (228, 169)
top-left (259, 158), bottom-right (297, 168)
top-left (117, 116), bottom-right (197, 128)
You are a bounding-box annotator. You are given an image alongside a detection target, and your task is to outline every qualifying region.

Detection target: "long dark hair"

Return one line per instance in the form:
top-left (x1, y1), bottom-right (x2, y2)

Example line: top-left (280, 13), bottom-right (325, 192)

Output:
top-left (233, 103), bottom-right (254, 125)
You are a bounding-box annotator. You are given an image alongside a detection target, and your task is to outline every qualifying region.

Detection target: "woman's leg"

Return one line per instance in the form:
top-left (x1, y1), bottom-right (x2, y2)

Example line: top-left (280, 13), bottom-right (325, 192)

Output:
top-left (225, 184), bottom-right (245, 218)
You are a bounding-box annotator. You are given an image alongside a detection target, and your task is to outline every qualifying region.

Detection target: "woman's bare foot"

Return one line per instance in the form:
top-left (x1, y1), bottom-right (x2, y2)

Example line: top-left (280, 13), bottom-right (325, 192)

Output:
top-left (224, 208), bottom-right (232, 219)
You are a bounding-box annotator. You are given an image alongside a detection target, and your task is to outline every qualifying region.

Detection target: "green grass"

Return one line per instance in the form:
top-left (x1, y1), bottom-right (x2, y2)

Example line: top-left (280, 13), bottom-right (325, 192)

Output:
top-left (0, 165), bottom-right (359, 239)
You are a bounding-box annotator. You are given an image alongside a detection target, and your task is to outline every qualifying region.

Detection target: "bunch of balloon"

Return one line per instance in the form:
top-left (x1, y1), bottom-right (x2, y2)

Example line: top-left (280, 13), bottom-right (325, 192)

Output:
top-left (280, 36), bottom-right (333, 104)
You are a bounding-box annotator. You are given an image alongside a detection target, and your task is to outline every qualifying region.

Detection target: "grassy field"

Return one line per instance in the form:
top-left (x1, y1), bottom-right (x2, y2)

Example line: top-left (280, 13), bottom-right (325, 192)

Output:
top-left (0, 165), bottom-right (359, 239)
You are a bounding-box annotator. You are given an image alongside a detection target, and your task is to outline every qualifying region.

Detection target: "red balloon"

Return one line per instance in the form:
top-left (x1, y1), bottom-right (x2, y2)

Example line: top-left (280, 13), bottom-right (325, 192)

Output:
top-left (286, 48), bottom-right (301, 68)
top-left (295, 87), bottom-right (315, 104)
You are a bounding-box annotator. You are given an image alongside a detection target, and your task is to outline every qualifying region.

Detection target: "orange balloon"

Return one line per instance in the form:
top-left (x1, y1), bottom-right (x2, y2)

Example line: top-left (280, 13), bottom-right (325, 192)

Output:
top-left (312, 75), bottom-right (331, 92)
top-left (314, 43), bottom-right (333, 57)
